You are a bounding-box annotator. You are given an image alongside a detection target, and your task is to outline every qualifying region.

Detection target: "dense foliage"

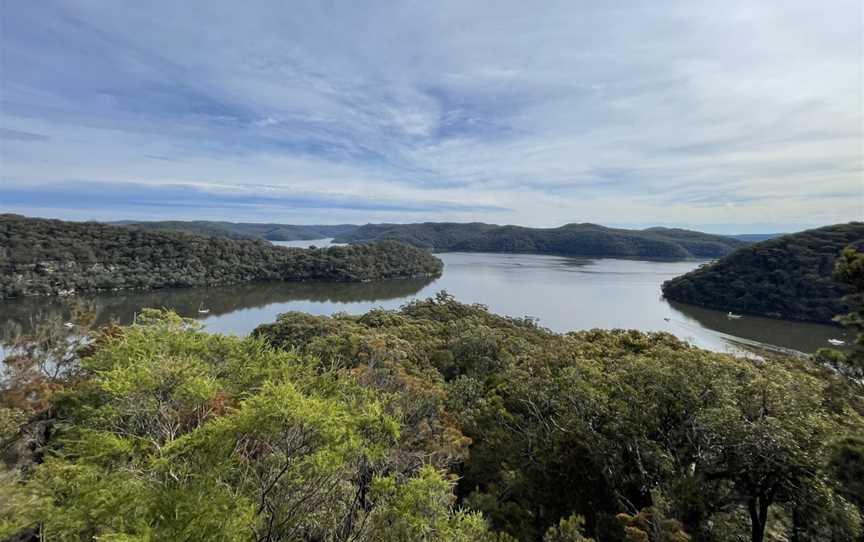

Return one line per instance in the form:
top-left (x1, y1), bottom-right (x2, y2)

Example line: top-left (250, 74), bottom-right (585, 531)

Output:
top-left (0, 215), bottom-right (442, 299)
top-left (0, 310), bottom-right (489, 541)
top-left (816, 246), bottom-right (864, 384)
top-left (334, 222), bottom-right (746, 259)
top-left (661, 223), bottom-right (864, 323)
top-left (3, 294), bottom-right (861, 541)
top-left (115, 220), bottom-right (358, 241)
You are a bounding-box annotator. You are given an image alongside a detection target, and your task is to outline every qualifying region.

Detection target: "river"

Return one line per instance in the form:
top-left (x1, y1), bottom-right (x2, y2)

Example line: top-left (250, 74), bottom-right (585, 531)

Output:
top-left (0, 240), bottom-right (849, 356)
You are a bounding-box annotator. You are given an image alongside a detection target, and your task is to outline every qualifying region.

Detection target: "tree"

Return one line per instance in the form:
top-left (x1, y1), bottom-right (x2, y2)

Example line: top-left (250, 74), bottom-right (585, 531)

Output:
top-left (826, 246), bottom-right (864, 382)
top-left (368, 465), bottom-right (491, 541)
top-left (0, 299), bottom-right (97, 414)
top-left (4, 295), bottom-right (863, 541)
top-left (695, 361), bottom-right (855, 542)
top-left (543, 514), bottom-right (595, 542)
top-left (0, 309), bottom-right (486, 541)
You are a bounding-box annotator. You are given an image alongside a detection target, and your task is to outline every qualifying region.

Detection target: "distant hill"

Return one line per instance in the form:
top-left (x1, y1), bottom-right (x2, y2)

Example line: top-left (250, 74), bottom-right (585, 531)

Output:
top-left (334, 222), bottom-right (747, 259)
top-left (730, 233), bottom-right (785, 242)
top-left (113, 220), bottom-right (755, 259)
top-left (0, 215), bottom-right (441, 299)
top-left (661, 222), bottom-right (864, 323)
top-left (114, 220), bottom-right (359, 241)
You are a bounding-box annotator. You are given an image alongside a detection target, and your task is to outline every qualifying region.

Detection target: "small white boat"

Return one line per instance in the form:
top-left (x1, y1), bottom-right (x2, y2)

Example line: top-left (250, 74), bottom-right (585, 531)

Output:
top-left (726, 312), bottom-right (743, 320)
top-left (197, 302), bottom-right (210, 315)
top-left (63, 322), bottom-right (74, 329)
top-left (828, 339), bottom-right (846, 346)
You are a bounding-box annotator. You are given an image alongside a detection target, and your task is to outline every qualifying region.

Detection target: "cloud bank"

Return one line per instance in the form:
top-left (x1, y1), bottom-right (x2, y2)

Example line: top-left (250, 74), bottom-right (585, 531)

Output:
top-left (1, 0), bottom-right (862, 232)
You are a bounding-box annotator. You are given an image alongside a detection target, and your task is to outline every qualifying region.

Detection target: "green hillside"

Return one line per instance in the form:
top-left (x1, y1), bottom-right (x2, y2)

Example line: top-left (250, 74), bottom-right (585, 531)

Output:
top-left (114, 220), bottom-right (358, 241)
top-left (661, 222), bottom-right (864, 323)
top-left (0, 215), bottom-right (441, 299)
top-left (336, 222), bottom-right (747, 259)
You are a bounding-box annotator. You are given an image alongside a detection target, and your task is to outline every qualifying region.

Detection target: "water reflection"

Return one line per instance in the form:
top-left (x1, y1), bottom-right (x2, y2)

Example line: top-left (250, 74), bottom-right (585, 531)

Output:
top-left (667, 301), bottom-right (851, 355)
top-left (0, 247), bottom-right (848, 356)
top-left (272, 238), bottom-right (344, 249)
top-left (0, 277), bottom-right (435, 332)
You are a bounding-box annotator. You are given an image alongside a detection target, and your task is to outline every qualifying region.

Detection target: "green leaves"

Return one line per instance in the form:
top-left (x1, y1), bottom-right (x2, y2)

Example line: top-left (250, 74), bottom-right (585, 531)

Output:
top-left (369, 465), bottom-right (491, 542)
top-left (1, 308), bottom-right (484, 541)
top-left (3, 296), bottom-right (863, 541)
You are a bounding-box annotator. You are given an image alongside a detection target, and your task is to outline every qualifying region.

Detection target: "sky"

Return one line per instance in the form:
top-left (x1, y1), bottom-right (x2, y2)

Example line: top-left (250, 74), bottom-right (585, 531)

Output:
top-left (1, 0), bottom-right (862, 234)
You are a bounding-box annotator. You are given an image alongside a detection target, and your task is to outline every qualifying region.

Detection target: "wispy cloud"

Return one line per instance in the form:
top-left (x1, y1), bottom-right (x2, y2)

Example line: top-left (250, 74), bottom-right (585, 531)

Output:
top-left (1, 0), bottom-right (861, 232)
top-left (0, 128), bottom-right (50, 142)
top-left (0, 180), bottom-right (509, 216)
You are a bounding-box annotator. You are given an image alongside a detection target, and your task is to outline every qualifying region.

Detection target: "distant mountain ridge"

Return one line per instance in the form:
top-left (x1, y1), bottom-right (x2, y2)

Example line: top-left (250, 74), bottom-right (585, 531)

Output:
top-left (729, 233), bottom-right (784, 242)
top-left (110, 219), bottom-right (773, 258)
top-left (334, 222), bottom-right (747, 259)
top-left (661, 222), bottom-right (864, 323)
top-left (114, 220), bottom-right (358, 241)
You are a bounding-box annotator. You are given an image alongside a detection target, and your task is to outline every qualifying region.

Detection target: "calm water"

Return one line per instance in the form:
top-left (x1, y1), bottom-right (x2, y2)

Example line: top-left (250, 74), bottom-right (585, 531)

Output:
top-left (272, 238), bottom-right (344, 248)
top-left (0, 243), bottom-right (849, 356)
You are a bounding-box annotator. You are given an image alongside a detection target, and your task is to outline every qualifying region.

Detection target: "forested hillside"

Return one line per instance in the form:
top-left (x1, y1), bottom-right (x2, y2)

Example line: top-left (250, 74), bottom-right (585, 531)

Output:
top-left (662, 222), bottom-right (864, 323)
top-left (0, 215), bottom-right (441, 299)
top-left (115, 220), bottom-right (358, 240)
top-left (115, 221), bottom-right (763, 258)
top-left (335, 222), bottom-right (746, 259)
top-left (1, 294), bottom-right (862, 541)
